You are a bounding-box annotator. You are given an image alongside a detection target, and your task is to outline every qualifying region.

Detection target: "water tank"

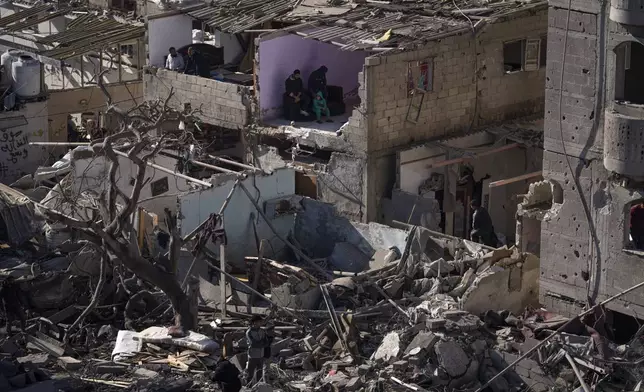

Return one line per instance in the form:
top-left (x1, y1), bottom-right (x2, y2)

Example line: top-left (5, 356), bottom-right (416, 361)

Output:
top-left (11, 55), bottom-right (41, 98)
top-left (0, 49), bottom-right (20, 88)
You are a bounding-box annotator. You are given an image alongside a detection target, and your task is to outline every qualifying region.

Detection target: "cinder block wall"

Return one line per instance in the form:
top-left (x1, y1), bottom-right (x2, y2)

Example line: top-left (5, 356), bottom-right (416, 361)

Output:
top-left (143, 69), bottom-right (251, 130)
top-left (365, 7), bottom-right (548, 155)
top-left (541, 0), bottom-right (644, 318)
top-left (363, 7), bottom-right (548, 221)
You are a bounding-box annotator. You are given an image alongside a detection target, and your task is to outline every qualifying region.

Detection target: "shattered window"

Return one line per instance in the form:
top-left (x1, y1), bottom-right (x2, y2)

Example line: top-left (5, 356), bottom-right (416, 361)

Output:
top-left (407, 59), bottom-right (433, 96)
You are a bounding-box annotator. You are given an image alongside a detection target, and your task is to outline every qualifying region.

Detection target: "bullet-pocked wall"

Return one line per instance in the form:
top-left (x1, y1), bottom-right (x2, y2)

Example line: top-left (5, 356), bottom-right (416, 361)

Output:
top-left (540, 0), bottom-right (644, 319)
top-left (363, 6), bottom-right (548, 221)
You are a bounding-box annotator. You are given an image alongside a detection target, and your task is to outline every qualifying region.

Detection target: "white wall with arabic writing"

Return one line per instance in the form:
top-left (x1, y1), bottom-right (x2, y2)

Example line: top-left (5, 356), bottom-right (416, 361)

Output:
top-left (0, 101), bottom-right (49, 184)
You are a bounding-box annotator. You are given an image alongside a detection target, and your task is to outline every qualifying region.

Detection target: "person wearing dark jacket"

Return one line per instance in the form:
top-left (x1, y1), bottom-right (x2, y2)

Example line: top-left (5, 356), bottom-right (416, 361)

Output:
top-left (307, 65), bottom-right (328, 98)
top-left (470, 199), bottom-right (498, 247)
top-left (212, 351), bottom-right (242, 392)
top-left (285, 70), bottom-right (310, 118)
top-left (184, 47), bottom-right (210, 78)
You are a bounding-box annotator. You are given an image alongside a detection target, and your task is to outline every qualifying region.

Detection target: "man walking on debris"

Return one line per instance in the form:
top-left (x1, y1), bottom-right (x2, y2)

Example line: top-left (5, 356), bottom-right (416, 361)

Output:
top-left (245, 315), bottom-right (274, 385)
top-left (212, 347), bottom-right (242, 392)
top-left (470, 199), bottom-right (498, 247)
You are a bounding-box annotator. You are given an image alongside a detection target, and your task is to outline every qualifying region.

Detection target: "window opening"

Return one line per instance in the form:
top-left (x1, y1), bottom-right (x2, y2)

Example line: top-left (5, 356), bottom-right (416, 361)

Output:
top-left (405, 59), bottom-right (433, 123)
top-left (615, 41), bottom-right (644, 104)
top-left (503, 40), bottom-right (524, 73)
top-left (120, 44), bottom-right (134, 58)
top-left (539, 35), bottom-right (547, 69)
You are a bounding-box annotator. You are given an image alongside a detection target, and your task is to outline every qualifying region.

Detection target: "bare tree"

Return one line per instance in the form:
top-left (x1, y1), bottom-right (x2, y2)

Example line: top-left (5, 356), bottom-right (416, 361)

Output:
top-left (38, 77), bottom-right (201, 339)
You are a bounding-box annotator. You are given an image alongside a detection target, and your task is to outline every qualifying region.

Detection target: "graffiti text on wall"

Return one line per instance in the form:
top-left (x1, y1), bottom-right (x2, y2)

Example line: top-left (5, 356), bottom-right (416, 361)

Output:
top-left (0, 129), bottom-right (29, 164)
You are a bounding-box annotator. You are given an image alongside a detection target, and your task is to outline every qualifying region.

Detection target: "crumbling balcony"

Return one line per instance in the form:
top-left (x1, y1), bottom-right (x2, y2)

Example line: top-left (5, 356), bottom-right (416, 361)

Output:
top-left (604, 103), bottom-right (644, 178)
top-left (610, 0), bottom-right (644, 26)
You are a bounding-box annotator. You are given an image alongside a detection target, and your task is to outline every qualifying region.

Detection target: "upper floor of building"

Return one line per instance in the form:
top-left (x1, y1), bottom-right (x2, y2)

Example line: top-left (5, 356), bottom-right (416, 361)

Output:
top-left (544, 0), bottom-right (644, 182)
top-left (143, 0), bottom-right (549, 156)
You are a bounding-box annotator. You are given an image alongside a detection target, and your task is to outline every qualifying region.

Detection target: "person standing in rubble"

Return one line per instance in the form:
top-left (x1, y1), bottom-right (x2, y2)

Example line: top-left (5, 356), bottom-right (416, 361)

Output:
top-left (470, 199), bottom-right (498, 247)
top-left (245, 315), bottom-right (274, 385)
top-left (212, 347), bottom-right (242, 392)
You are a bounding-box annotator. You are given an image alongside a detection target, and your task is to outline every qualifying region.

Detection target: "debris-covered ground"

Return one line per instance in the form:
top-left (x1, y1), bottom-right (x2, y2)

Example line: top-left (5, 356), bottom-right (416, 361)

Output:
top-left (1, 211), bottom-right (643, 392)
top-left (1, 92), bottom-right (642, 392)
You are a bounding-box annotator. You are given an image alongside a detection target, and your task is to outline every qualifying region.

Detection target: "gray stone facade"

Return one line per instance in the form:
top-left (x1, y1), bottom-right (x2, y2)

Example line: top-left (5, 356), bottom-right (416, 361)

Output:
top-left (541, 0), bottom-right (644, 317)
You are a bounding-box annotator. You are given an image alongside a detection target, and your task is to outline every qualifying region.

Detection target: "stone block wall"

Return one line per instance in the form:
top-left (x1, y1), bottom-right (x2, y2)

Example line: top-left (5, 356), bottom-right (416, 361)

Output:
top-left (143, 68), bottom-right (251, 130)
top-left (365, 7), bottom-right (548, 155)
top-left (540, 0), bottom-right (644, 319)
top-left (363, 7), bottom-right (547, 221)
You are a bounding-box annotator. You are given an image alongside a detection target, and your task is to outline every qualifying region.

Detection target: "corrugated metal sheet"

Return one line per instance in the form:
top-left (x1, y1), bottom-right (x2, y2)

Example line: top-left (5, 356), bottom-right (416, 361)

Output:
top-left (29, 14), bottom-right (145, 60)
top-left (41, 26), bottom-right (144, 60)
top-left (0, 4), bottom-right (53, 28)
top-left (280, 0), bottom-right (546, 50)
top-left (186, 0), bottom-right (298, 34)
top-left (6, 8), bottom-right (71, 32)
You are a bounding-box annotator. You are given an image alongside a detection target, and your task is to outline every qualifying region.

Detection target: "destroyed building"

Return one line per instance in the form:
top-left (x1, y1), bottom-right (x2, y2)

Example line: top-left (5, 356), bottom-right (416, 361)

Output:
top-left (0, 2), bottom-right (145, 147)
top-left (534, 0), bottom-right (644, 321)
top-left (142, 0), bottom-right (549, 238)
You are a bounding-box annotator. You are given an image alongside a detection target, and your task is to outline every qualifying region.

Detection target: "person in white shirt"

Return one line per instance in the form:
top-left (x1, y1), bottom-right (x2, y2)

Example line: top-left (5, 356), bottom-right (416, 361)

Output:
top-left (165, 47), bottom-right (184, 71)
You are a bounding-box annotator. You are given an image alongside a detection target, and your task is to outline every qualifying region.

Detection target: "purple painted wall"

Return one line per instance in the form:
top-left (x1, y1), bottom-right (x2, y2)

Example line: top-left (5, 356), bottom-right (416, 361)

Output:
top-left (258, 34), bottom-right (368, 120)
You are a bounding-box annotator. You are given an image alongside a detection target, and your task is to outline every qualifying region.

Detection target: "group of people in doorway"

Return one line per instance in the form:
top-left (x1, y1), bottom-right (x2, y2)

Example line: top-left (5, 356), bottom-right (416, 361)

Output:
top-left (285, 66), bottom-right (333, 124)
top-left (165, 46), bottom-right (210, 78)
top-left (211, 315), bottom-right (274, 392)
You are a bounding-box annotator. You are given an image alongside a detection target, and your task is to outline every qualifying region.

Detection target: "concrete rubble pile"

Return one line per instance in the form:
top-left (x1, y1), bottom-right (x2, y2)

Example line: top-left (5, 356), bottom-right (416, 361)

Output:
top-left (0, 164), bottom-right (641, 392)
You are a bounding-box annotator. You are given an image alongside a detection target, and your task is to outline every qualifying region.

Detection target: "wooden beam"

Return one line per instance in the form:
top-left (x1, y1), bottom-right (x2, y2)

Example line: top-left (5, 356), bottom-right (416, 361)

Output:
top-left (426, 143), bottom-right (521, 169)
top-left (488, 171), bottom-right (542, 188)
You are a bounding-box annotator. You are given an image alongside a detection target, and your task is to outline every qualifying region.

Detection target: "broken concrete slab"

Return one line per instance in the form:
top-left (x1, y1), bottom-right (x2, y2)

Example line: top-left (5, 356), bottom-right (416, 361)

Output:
top-left (26, 335), bottom-right (64, 358)
top-left (435, 341), bottom-right (470, 378)
top-left (17, 354), bottom-right (50, 366)
top-left (329, 242), bottom-right (370, 273)
top-left (57, 356), bottom-right (82, 371)
top-left (372, 332), bottom-right (401, 363)
top-left (133, 368), bottom-right (160, 379)
top-left (404, 332), bottom-right (439, 357)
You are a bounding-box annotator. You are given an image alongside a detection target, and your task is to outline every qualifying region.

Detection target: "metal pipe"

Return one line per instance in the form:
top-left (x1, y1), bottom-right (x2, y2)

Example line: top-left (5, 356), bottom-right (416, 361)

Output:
top-left (475, 278), bottom-right (644, 392)
top-left (182, 179), bottom-right (239, 243)
top-left (564, 351), bottom-right (591, 392)
top-left (32, 144), bottom-right (213, 190)
top-left (488, 171), bottom-right (542, 188)
top-left (180, 179), bottom-right (240, 288)
top-left (190, 159), bottom-right (238, 174)
top-left (112, 150), bottom-right (213, 188)
top-left (237, 181), bottom-right (332, 280)
top-left (207, 154), bottom-right (261, 172)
